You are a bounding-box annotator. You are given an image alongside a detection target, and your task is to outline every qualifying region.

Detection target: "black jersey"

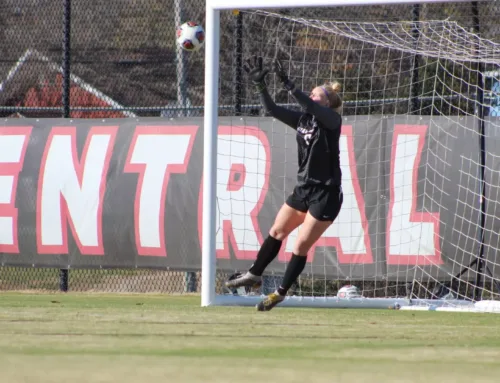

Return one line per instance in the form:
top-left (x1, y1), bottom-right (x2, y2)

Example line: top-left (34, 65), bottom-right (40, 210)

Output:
top-left (259, 88), bottom-right (342, 187)
top-left (295, 113), bottom-right (342, 186)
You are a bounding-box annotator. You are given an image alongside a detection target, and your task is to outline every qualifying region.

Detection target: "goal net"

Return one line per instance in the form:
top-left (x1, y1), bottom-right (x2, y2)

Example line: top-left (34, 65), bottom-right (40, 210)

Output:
top-left (202, 2), bottom-right (500, 312)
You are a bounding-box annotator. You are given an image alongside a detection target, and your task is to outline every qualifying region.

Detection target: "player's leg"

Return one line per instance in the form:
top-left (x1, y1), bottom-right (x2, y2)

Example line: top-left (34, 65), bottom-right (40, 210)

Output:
top-left (225, 189), bottom-right (307, 289)
top-left (255, 212), bottom-right (332, 310)
top-left (249, 202), bottom-right (306, 275)
top-left (257, 186), bottom-right (343, 311)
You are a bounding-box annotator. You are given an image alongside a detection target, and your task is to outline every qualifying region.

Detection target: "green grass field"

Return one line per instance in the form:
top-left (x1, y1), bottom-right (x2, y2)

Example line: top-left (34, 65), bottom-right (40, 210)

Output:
top-left (0, 293), bottom-right (499, 383)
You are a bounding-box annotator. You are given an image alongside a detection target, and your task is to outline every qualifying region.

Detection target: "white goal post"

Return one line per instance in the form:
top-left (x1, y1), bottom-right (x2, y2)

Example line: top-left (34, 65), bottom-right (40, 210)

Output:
top-left (201, 0), bottom-right (496, 310)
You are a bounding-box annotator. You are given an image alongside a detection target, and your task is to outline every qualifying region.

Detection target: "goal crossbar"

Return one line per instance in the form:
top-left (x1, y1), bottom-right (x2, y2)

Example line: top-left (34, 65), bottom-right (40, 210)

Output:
top-left (201, 0), bottom-right (492, 307)
top-left (207, 0), bottom-right (478, 10)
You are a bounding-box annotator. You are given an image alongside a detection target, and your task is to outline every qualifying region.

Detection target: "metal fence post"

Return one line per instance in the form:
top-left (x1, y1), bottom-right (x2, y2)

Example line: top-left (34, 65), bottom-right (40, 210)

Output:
top-left (62, 0), bottom-right (71, 119)
top-left (59, 0), bottom-right (72, 292)
top-left (233, 10), bottom-right (243, 116)
top-left (175, 0), bottom-right (188, 117)
top-left (410, 4), bottom-right (420, 114)
top-left (184, 271), bottom-right (197, 293)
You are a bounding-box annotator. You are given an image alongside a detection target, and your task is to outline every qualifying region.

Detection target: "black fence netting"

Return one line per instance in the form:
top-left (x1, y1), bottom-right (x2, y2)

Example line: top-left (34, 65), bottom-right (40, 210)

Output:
top-left (0, 1), bottom-right (499, 295)
top-left (1, 1), bottom-right (499, 118)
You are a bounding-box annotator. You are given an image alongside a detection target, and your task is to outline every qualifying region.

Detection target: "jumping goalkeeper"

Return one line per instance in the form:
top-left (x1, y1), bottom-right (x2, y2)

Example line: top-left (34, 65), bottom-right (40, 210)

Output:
top-left (226, 55), bottom-right (344, 311)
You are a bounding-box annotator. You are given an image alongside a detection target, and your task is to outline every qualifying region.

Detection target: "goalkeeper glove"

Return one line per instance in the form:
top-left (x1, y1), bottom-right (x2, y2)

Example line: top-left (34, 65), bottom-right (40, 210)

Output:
top-left (274, 59), bottom-right (295, 92)
top-left (243, 55), bottom-right (269, 93)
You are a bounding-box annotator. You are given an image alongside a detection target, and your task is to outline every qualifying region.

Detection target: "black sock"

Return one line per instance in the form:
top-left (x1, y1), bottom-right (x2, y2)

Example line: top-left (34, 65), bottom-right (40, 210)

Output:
top-left (249, 235), bottom-right (282, 276)
top-left (277, 254), bottom-right (307, 296)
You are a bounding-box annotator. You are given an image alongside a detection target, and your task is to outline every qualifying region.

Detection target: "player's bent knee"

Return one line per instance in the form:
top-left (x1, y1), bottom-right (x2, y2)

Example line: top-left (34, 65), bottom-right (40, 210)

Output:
top-left (269, 226), bottom-right (289, 241)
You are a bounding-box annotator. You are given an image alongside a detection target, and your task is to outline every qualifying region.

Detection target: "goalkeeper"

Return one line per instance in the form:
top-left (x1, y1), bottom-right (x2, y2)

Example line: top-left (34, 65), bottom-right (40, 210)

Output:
top-left (226, 55), bottom-right (344, 311)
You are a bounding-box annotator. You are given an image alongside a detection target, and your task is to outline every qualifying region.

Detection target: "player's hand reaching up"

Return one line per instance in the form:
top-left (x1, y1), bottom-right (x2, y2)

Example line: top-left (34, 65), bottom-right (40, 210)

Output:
top-left (243, 55), bottom-right (270, 92)
top-left (274, 59), bottom-right (295, 92)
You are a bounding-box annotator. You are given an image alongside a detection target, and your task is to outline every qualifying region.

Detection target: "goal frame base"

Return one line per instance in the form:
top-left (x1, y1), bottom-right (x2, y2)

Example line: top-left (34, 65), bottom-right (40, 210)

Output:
top-left (400, 300), bottom-right (500, 314)
top-left (213, 294), bottom-right (476, 310)
top-left (454, 257), bottom-right (500, 300)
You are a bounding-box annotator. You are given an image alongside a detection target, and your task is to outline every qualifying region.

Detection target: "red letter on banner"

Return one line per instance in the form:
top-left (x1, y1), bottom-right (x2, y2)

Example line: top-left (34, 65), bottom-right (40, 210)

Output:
top-left (280, 125), bottom-right (373, 264)
top-left (37, 126), bottom-right (117, 255)
top-left (0, 127), bottom-right (32, 253)
top-left (386, 124), bottom-right (442, 265)
top-left (198, 126), bottom-right (270, 260)
top-left (124, 126), bottom-right (198, 257)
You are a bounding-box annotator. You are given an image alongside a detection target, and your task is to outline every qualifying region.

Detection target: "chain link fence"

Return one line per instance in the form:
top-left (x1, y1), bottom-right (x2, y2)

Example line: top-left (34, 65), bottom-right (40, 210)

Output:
top-left (1, 1), bottom-right (499, 294)
top-left (2, 1), bottom-right (499, 118)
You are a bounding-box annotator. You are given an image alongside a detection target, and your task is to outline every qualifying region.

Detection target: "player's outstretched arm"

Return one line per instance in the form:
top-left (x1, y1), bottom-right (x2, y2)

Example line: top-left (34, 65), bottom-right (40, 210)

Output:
top-left (259, 90), bottom-right (302, 130)
top-left (289, 88), bottom-right (340, 130)
top-left (244, 55), bottom-right (302, 130)
top-left (274, 59), bottom-right (340, 131)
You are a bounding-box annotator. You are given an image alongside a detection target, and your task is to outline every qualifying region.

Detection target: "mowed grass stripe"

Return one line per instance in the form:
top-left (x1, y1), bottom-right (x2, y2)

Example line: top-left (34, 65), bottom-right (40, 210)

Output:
top-left (0, 293), bottom-right (499, 383)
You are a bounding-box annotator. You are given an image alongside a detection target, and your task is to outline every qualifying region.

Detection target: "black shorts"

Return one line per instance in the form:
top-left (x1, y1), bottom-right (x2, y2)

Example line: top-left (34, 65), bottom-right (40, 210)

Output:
top-left (285, 184), bottom-right (343, 222)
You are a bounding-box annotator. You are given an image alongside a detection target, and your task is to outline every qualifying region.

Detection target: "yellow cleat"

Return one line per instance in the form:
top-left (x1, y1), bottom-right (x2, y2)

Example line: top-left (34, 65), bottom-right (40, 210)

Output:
top-left (256, 291), bottom-right (285, 311)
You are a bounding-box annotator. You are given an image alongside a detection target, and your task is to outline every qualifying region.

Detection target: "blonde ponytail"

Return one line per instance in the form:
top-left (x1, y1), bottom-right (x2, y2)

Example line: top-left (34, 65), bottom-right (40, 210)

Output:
top-left (322, 81), bottom-right (343, 113)
top-left (328, 81), bottom-right (342, 93)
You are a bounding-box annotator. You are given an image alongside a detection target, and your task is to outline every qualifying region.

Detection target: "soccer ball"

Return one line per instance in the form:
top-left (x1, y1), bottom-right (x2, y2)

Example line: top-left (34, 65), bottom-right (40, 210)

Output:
top-left (337, 285), bottom-right (363, 299)
top-left (176, 21), bottom-right (205, 52)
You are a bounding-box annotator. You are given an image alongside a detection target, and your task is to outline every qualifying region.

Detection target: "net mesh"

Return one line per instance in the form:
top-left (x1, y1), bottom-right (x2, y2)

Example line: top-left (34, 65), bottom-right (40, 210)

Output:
top-left (214, 7), bottom-right (500, 303)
